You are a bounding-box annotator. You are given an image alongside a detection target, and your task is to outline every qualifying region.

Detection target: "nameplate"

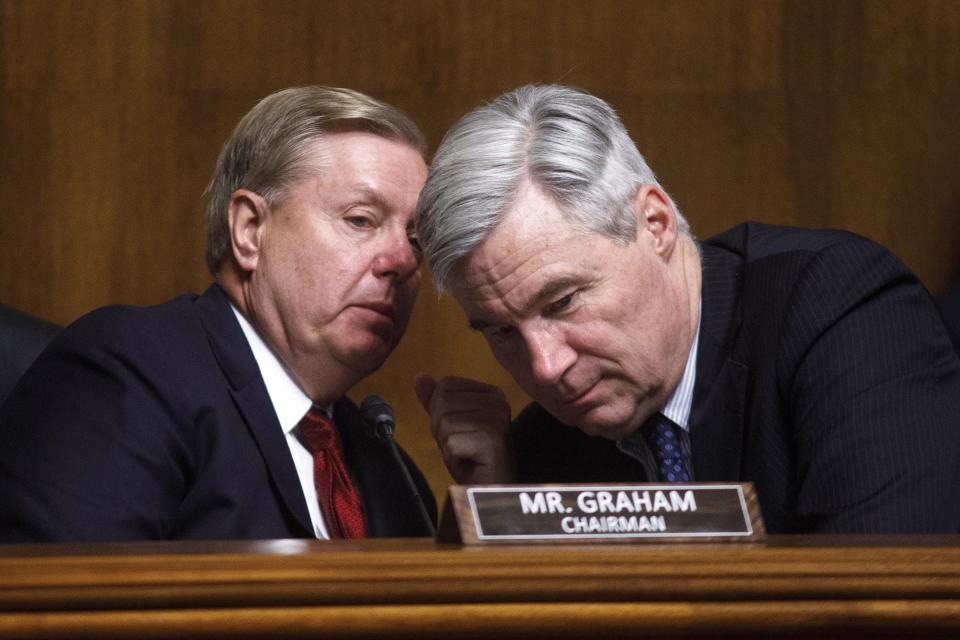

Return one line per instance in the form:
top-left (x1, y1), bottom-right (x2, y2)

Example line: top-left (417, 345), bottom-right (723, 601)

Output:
top-left (437, 483), bottom-right (766, 544)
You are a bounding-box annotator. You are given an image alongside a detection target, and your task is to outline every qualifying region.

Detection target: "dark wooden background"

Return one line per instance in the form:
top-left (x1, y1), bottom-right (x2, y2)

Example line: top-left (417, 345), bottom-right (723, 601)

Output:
top-left (2, 0), bottom-right (958, 501)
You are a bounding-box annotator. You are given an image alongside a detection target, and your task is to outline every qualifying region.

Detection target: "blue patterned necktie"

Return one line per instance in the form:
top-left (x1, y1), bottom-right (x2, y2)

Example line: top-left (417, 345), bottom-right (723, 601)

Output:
top-left (640, 412), bottom-right (693, 482)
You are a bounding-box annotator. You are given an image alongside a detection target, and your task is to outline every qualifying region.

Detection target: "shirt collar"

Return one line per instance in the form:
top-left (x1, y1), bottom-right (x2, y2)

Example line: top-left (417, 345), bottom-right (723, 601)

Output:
top-left (230, 304), bottom-right (313, 434)
top-left (660, 298), bottom-right (702, 431)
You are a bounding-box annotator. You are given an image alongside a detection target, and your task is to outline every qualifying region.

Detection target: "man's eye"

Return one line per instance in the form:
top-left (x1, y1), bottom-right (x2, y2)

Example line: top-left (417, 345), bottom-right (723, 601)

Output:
top-left (346, 215), bottom-right (372, 228)
top-left (407, 232), bottom-right (422, 253)
top-left (489, 325), bottom-right (516, 340)
top-left (546, 293), bottom-right (574, 315)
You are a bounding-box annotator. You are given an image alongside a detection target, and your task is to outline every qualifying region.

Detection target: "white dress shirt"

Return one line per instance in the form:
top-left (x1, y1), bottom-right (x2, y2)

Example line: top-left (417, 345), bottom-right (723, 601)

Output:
top-left (231, 305), bottom-right (331, 539)
top-left (661, 299), bottom-right (702, 431)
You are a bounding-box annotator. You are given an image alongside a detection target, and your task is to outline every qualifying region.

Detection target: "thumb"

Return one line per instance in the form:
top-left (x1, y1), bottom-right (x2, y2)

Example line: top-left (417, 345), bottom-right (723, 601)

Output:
top-left (413, 372), bottom-right (437, 413)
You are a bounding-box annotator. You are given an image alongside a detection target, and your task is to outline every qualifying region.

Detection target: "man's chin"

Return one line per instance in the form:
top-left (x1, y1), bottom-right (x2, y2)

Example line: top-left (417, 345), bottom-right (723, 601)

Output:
top-left (334, 338), bottom-right (394, 375)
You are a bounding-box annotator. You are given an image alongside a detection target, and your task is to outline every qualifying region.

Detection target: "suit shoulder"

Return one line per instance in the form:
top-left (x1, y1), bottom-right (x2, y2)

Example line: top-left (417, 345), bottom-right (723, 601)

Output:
top-left (705, 222), bottom-right (910, 312)
top-left (704, 222), bottom-right (884, 266)
top-left (56, 293), bottom-right (204, 355)
top-left (22, 292), bottom-right (216, 410)
top-left (67, 293), bottom-right (201, 332)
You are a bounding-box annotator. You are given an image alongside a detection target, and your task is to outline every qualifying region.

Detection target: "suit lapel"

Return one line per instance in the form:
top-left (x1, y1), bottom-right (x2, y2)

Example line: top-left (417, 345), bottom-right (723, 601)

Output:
top-left (689, 244), bottom-right (748, 481)
top-left (195, 284), bottom-right (313, 536)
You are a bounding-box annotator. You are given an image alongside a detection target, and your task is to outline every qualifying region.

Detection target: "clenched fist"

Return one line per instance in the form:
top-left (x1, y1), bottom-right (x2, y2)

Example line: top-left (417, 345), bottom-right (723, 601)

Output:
top-left (414, 373), bottom-right (517, 485)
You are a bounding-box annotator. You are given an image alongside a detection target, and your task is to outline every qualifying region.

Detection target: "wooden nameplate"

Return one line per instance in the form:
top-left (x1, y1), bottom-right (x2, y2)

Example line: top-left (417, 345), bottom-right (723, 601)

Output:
top-left (437, 482), bottom-right (766, 544)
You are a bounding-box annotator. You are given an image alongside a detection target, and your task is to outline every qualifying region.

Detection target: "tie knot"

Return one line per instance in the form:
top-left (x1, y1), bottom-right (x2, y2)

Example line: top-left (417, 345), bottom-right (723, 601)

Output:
top-left (299, 405), bottom-right (337, 453)
top-left (641, 413), bottom-right (689, 460)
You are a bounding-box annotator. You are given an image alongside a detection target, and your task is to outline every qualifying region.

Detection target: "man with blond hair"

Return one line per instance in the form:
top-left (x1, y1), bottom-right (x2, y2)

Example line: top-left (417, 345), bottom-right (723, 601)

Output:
top-left (0, 86), bottom-right (435, 541)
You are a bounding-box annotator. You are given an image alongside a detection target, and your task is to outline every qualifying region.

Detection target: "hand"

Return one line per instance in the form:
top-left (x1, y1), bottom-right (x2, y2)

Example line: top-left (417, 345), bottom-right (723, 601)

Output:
top-left (414, 373), bottom-right (516, 485)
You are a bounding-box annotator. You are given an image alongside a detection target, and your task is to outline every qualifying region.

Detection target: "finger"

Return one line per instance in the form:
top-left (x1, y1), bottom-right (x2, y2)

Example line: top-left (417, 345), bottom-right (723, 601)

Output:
top-left (440, 424), bottom-right (508, 455)
top-left (430, 390), bottom-right (510, 420)
top-left (430, 378), bottom-right (509, 418)
top-left (441, 431), bottom-right (514, 484)
top-left (429, 394), bottom-right (508, 442)
top-left (434, 375), bottom-right (505, 396)
top-left (442, 431), bottom-right (486, 465)
top-left (434, 414), bottom-right (511, 446)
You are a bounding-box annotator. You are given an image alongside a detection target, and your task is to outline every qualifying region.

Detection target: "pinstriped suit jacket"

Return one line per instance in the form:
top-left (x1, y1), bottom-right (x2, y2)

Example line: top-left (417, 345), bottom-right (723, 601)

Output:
top-left (514, 223), bottom-right (960, 533)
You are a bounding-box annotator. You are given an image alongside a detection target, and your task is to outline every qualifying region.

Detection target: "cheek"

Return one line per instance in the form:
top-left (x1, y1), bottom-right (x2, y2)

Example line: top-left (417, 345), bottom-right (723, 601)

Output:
top-left (565, 319), bottom-right (619, 361)
top-left (326, 252), bottom-right (359, 279)
top-left (319, 254), bottom-right (374, 301)
top-left (569, 317), bottom-right (658, 387)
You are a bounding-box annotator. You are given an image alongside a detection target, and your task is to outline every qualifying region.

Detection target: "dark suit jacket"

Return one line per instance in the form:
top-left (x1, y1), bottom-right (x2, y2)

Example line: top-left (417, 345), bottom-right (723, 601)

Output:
top-left (514, 223), bottom-right (960, 533)
top-left (0, 305), bottom-right (60, 407)
top-left (935, 277), bottom-right (960, 355)
top-left (0, 285), bottom-right (436, 542)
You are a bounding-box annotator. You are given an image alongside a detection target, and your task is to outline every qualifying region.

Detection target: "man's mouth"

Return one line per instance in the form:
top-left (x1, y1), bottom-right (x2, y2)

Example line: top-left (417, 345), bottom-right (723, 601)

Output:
top-left (353, 301), bottom-right (396, 321)
top-left (558, 379), bottom-right (600, 406)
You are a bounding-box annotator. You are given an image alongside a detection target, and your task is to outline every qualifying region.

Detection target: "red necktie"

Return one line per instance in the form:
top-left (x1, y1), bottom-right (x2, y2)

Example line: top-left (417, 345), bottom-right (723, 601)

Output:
top-left (298, 405), bottom-right (367, 538)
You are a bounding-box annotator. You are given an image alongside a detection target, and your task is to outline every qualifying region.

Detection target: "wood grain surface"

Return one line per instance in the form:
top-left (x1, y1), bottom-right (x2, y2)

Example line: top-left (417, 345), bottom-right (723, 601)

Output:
top-left (1, 536), bottom-right (960, 638)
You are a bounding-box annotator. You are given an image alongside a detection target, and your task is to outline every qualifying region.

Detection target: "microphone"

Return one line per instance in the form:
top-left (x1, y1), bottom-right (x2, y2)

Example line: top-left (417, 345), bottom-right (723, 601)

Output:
top-left (361, 395), bottom-right (436, 536)
top-left (361, 394), bottom-right (396, 440)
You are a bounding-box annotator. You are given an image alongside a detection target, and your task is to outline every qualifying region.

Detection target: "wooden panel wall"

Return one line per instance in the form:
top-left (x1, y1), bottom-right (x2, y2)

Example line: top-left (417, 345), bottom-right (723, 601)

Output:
top-left (2, 0), bottom-right (959, 501)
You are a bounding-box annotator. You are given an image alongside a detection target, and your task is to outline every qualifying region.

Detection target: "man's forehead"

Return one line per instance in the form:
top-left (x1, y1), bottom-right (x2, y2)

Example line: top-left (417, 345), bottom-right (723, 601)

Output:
top-left (445, 180), bottom-right (604, 312)
top-left (451, 248), bottom-right (590, 326)
top-left (307, 133), bottom-right (425, 201)
top-left (457, 202), bottom-right (572, 282)
top-left (309, 130), bottom-right (423, 168)
top-left (452, 231), bottom-right (558, 298)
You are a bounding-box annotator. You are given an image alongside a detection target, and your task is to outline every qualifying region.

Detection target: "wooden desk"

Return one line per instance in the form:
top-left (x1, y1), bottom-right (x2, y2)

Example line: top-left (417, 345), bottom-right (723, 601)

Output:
top-left (1, 536), bottom-right (959, 638)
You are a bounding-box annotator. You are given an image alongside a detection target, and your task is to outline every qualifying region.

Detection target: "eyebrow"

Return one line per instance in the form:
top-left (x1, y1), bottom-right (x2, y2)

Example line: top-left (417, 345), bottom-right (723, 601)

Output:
top-left (354, 185), bottom-right (387, 206)
top-left (346, 186), bottom-right (390, 211)
top-left (467, 276), bottom-right (583, 331)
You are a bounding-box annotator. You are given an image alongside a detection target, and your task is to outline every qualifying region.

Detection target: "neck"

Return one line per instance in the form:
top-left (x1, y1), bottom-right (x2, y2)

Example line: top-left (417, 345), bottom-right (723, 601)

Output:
top-left (677, 233), bottom-right (702, 342)
top-left (216, 265), bottom-right (348, 406)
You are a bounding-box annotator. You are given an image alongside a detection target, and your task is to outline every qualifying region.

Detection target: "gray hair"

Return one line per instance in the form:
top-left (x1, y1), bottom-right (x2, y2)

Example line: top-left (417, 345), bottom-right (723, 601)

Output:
top-left (204, 86), bottom-right (426, 274)
top-left (417, 84), bottom-right (687, 291)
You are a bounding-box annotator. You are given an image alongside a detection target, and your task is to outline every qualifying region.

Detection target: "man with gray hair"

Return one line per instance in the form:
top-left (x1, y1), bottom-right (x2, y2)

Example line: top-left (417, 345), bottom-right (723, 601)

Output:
top-left (1, 86), bottom-right (436, 541)
top-left (415, 84), bottom-right (960, 533)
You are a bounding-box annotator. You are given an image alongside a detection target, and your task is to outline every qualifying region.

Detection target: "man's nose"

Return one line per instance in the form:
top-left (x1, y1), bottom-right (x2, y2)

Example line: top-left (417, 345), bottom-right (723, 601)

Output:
top-left (524, 326), bottom-right (576, 386)
top-left (371, 229), bottom-right (420, 281)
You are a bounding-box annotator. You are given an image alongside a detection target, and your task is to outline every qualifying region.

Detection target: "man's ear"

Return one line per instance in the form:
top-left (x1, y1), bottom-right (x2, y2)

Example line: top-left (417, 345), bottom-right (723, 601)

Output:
top-left (227, 189), bottom-right (268, 273)
top-left (634, 185), bottom-right (678, 258)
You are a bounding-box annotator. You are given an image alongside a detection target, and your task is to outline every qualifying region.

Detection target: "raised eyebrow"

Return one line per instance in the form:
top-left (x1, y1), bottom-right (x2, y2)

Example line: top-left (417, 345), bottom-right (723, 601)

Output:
top-left (346, 186), bottom-right (390, 211)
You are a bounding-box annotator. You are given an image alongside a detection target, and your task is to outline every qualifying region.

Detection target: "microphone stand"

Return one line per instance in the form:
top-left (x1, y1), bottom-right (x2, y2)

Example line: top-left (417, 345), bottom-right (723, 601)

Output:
top-left (362, 395), bottom-right (436, 536)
